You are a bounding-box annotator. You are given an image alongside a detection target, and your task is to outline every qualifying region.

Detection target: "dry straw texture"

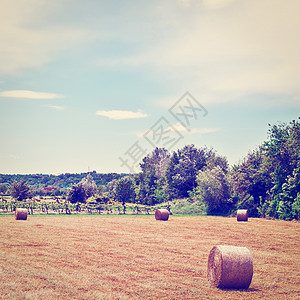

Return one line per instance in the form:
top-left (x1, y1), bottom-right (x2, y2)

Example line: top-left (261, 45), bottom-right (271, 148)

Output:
top-left (0, 216), bottom-right (299, 299)
top-left (207, 245), bottom-right (253, 289)
top-left (155, 209), bottom-right (169, 221)
top-left (237, 209), bottom-right (248, 221)
top-left (15, 208), bottom-right (28, 220)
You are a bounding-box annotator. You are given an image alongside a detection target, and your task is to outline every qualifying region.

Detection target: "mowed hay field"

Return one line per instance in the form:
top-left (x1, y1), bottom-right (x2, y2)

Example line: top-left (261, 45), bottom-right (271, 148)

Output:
top-left (0, 216), bottom-right (299, 299)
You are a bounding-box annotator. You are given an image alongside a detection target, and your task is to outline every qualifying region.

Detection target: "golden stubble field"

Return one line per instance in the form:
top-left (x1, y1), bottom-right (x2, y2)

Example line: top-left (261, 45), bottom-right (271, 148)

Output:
top-left (0, 215), bottom-right (299, 299)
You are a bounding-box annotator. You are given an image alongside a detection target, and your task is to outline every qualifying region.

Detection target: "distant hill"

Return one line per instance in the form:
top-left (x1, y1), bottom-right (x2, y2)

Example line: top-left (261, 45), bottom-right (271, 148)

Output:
top-left (0, 171), bottom-right (127, 188)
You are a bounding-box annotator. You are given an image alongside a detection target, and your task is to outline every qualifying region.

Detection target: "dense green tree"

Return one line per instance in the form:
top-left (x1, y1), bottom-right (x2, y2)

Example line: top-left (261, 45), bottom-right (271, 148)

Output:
top-left (10, 180), bottom-right (31, 201)
top-left (80, 174), bottom-right (97, 198)
top-left (264, 120), bottom-right (300, 189)
top-left (140, 147), bottom-right (170, 178)
top-left (275, 165), bottom-right (300, 220)
top-left (165, 145), bottom-right (207, 199)
top-left (262, 120), bottom-right (300, 219)
top-left (114, 176), bottom-right (136, 212)
top-left (204, 148), bottom-right (229, 173)
top-left (232, 148), bottom-right (272, 216)
top-left (152, 177), bottom-right (168, 204)
top-left (194, 166), bottom-right (235, 214)
top-left (231, 119), bottom-right (300, 219)
top-left (105, 179), bottom-right (117, 199)
top-left (137, 148), bottom-right (170, 205)
top-left (67, 183), bottom-right (86, 203)
top-left (0, 183), bottom-right (8, 196)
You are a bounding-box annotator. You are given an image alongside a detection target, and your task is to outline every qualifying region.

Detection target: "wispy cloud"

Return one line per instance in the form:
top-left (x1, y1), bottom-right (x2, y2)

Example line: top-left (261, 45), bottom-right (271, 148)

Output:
top-left (0, 1), bottom-right (99, 75)
top-left (97, 0), bottom-right (300, 104)
top-left (96, 110), bottom-right (148, 120)
top-left (0, 90), bottom-right (64, 99)
top-left (47, 105), bottom-right (65, 110)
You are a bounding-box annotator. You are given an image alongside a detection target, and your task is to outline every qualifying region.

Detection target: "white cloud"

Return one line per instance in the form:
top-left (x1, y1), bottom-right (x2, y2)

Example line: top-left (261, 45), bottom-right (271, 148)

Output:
top-left (98, 0), bottom-right (300, 104)
top-left (96, 110), bottom-right (148, 120)
top-left (1, 0), bottom-right (299, 105)
top-left (0, 90), bottom-right (64, 99)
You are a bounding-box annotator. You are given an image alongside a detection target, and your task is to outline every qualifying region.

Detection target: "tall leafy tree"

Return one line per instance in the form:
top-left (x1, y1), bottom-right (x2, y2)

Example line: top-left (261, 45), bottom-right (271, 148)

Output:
top-left (232, 148), bottom-right (272, 213)
top-left (114, 176), bottom-right (136, 211)
top-left (10, 180), bottom-right (31, 201)
top-left (80, 174), bottom-right (97, 198)
top-left (205, 148), bottom-right (229, 173)
top-left (277, 167), bottom-right (300, 220)
top-left (137, 148), bottom-right (170, 205)
top-left (166, 145), bottom-right (207, 199)
top-left (106, 179), bottom-right (117, 199)
top-left (195, 166), bottom-right (235, 214)
top-left (140, 147), bottom-right (170, 178)
top-left (232, 119), bottom-right (300, 219)
top-left (263, 119), bottom-right (300, 219)
top-left (264, 120), bottom-right (300, 193)
top-left (0, 183), bottom-right (8, 196)
top-left (67, 183), bottom-right (86, 203)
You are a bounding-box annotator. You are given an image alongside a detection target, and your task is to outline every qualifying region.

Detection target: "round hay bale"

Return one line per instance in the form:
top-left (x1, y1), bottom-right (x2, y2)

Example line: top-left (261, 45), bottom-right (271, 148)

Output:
top-left (207, 245), bottom-right (253, 289)
top-left (237, 209), bottom-right (248, 221)
top-left (155, 209), bottom-right (169, 221)
top-left (15, 208), bottom-right (28, 220)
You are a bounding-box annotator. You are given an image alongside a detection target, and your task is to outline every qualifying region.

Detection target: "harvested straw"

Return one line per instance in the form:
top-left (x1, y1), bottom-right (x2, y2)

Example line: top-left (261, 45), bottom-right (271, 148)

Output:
top-left (237, 209), bottom-right (248, 221)
top-left (15, 208), bottom-right (28, 220)
top-left (155, 209), bottom-right (169, 221)
top-left (207, 245), bottom-right (253, 289)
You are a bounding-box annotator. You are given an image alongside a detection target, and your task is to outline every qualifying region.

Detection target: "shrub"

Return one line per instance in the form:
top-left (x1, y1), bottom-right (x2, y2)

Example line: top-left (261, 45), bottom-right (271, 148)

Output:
top-left (170, 199), bottom-right (206, 215)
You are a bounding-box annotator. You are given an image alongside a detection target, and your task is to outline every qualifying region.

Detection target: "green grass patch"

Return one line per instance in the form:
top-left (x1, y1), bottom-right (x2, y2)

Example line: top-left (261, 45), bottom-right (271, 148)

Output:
top-left (169, 198), bottom-right (207, 215)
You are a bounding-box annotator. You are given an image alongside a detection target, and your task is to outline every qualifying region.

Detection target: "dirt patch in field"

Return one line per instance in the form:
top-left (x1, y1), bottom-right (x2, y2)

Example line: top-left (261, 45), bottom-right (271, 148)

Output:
top-left (0, 216), bottom-right (299, 299)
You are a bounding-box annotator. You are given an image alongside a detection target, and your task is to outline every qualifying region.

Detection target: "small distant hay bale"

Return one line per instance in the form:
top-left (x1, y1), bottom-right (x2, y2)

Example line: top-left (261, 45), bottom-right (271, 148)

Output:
top-left (15, 208), bottom-right (28, 220)
top-left (207, 245), bottom-right (253, 289)
top-left (237, 209), bottom-right (248, 222)
top-left (155, 209), bottom-right (169, 221)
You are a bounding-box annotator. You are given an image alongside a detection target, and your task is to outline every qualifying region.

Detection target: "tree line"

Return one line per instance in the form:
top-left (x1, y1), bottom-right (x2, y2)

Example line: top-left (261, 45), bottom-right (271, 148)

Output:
top-left (116, 118), bottom-right (300, 220)
top-left (0, 172), bottom-right (126, 196)
top-left (2, 118), bottom-right (299, 220)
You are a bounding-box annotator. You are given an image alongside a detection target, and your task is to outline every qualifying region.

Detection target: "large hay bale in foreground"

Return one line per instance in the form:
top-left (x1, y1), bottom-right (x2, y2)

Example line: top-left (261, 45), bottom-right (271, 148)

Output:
top-left (155, 209), bottom-right (169, 221)
top-left (207, 245), bottom-right (253, 289)
top-left (237, 209), bottom-right (248, 222)
top-left (15, 208), bottom-right (28, 220)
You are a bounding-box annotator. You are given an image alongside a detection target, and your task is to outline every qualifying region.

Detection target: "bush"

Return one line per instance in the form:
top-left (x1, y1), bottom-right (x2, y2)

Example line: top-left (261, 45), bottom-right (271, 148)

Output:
top-left (10, 180), bottom-right (31, 201)
top-left (170, 199), bottom-right (206, 215)
top-left (67, 183), bottom-right (86, 203)
top-left (195, 166), bottom-right (235, 215)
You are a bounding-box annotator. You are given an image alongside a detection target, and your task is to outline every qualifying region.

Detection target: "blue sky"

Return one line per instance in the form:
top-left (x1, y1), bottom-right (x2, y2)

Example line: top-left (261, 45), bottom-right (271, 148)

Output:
top-left (0, 0), bottom-right (299, 174)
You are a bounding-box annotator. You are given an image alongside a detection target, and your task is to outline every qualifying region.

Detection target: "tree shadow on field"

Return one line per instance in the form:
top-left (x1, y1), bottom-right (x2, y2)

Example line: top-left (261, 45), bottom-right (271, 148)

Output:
top-left (245, 288), bottom-right (262, 292)
top-left (220, 287), bottom-right (262, 293)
